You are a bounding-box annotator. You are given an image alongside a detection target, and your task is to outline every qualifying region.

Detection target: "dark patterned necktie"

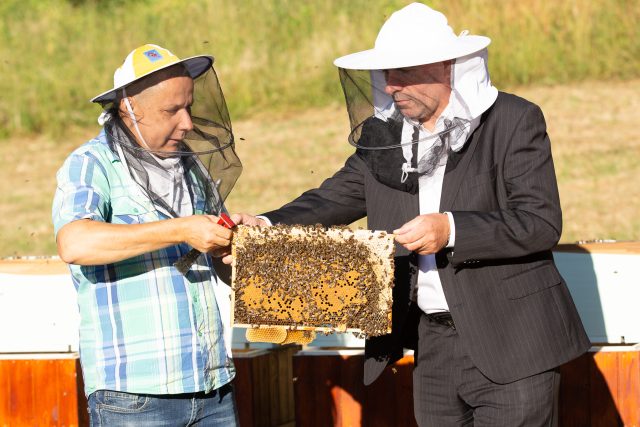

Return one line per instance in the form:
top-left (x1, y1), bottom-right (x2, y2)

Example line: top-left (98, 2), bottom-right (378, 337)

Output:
top-left (411, 125), bottom-right (420, 169)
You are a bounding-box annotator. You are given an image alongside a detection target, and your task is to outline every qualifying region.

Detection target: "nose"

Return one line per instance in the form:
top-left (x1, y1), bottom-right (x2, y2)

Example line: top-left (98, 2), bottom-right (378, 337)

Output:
top-left (384, 70), bottom-right (403, 95)
top-left (384, 83), bottom-right (397, 96)
top-left (179, 108), bottom-right (194, 133)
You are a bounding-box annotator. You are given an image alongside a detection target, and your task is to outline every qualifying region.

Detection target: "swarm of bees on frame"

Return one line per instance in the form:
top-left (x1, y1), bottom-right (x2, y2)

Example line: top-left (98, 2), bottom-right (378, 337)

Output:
top-left (231, 224), bottom-right (395, 343)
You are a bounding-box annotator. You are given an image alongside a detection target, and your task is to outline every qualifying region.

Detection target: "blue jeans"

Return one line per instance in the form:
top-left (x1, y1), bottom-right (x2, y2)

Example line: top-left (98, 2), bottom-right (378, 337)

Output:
top-left (88, 383), bottom-right (238, 426)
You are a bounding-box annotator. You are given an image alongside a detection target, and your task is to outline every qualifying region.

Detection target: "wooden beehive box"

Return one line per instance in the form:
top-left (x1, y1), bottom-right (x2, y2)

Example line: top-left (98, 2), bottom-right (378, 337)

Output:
top-left (231, 225), bottom-right (395, 338)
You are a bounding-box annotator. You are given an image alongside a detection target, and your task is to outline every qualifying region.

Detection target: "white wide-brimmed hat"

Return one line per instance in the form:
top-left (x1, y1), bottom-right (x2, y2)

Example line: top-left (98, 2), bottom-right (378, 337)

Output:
top-left (91, 44), bottom-right (213, 104)
top-left (334, 3), bottom-right (491, 70)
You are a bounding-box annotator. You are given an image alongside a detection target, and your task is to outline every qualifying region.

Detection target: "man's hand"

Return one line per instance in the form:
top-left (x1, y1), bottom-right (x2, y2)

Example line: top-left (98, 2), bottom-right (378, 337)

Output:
top-left (230, 213), bottom-right (269, 227)
top-left (393, 213), bottom-right (449, 255)
top-left (179, 215), bottom-right (233, 254)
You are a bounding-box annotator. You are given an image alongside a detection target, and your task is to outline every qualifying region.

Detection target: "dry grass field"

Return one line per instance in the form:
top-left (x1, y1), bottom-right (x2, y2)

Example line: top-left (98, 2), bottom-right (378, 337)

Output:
top-left (0, 79), bottom-right (638, 257)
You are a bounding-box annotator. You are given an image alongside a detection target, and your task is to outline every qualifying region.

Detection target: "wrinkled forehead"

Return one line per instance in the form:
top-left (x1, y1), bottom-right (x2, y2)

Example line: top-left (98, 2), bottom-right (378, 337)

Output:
top-left (126, 63), bottom-right (192, 98)
top-left (140, 76), bottom-right (194, 110)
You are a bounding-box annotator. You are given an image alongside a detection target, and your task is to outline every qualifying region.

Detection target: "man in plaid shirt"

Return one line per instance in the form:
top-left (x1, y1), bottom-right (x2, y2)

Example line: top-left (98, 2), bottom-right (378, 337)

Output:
top-left (52, 44), bottom-right (239, 426)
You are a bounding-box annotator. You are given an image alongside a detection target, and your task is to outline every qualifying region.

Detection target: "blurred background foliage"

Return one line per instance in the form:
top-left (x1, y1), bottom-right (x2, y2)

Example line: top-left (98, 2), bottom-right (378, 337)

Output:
top-left (1, 0), bottom-right (639, 256)
top-left (0, 0), bottom-right (638, 138)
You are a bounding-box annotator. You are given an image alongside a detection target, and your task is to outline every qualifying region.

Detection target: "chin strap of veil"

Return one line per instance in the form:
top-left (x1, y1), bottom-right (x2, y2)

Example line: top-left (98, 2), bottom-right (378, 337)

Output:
top-left (399, 117), bottom-right (471, 184)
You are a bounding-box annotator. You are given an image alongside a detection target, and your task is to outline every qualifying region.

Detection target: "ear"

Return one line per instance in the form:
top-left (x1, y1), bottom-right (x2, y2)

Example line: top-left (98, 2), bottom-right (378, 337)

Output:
top-left (123, 95), bottom-right (136, 111)
top-left (117, 96), bottom-right (133, 114)
top-left (120, 95), bottom-right (145, 124)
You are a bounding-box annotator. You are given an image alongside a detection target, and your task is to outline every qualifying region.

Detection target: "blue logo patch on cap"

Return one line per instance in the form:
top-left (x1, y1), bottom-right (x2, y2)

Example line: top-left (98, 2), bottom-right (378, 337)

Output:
top-left (143, 49), bottom-right (163, 62)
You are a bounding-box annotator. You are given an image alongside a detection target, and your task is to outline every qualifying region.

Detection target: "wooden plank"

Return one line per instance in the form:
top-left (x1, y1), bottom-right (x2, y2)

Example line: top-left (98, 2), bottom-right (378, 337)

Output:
top-left (363, 355), bottom-right (417, 427)
top-left (332, 355), bottom-right (364, 427)
top-left (254, 350), bottom-right (273, 426)
top-left (0, 360), bottom-right (11, 423)
top-left (267, 350), bottom-right (280, 426)
top-left (293, 353), bottom-right (417, 427)
top-left (277, 346), bottom-right (297, 425)
top-left (232, 346), bottom-right (297, 427)
top-left (31, 360), bottom-right (57, 425)
top-left (1, 348), bottom-right (637, 426)
top-left (617, 351), bottom-right (640, 425)
top-left (554, 242), bottom-right (640, 254)
top-left (276, 349), bottom-right (289, 424)
top-left (0, 257), bottom-right (69, 274)
top-left (0, 359), bottom-right (82, 427)
top-left (76, 359), bottom-right (89, 427)
top-left (270, 346), bottom-right (297, 426)
top-left (590, 351), bottom-right (624, 427)
top-left (559, 353), bottom-right (591, 427)
top-left (233, 352), bottom-right (257, 427)
top-left (294, 355), bottom-right (345, 427)
top-left (58, 359), bottom-right (82, 426)
top-left (11, 359), bottom-right (35, 426)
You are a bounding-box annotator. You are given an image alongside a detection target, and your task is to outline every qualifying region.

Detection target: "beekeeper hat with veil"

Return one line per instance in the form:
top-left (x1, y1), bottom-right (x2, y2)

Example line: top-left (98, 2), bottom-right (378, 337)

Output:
top-left (334, 3), bottom-right (498, 194)
top-left (90, 44), bottom-right (242, 218)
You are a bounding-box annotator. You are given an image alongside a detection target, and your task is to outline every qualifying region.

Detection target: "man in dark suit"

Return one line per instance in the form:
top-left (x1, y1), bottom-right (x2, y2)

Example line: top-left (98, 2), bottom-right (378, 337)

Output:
top-left (231, 3), bottom-right (589, 425)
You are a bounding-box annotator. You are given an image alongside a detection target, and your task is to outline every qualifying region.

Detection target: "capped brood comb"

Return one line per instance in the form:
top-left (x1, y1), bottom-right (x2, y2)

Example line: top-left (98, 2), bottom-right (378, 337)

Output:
top-left (231, 224), bottom-right (395, 340)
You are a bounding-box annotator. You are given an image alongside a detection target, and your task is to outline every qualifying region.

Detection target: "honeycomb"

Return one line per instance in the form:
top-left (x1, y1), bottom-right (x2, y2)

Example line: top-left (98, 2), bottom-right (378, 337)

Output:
top-left (245, 327), bottom-right (316, 345)
top-left (246, 327), bottom-right (287, 344)
top-left (231, 224), bottom-right (395, 340)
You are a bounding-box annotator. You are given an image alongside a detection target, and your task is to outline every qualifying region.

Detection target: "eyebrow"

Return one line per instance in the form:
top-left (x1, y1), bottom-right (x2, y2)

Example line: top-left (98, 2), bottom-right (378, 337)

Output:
top-left (164, 100), bottom-right (193, 109)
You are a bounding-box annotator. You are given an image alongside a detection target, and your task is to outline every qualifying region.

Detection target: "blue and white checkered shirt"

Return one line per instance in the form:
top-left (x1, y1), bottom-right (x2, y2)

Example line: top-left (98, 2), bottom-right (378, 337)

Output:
top-left (52, 130), bottom-right (235, 396)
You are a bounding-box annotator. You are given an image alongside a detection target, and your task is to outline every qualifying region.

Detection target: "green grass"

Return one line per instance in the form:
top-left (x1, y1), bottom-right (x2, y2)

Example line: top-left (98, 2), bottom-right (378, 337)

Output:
top-left (1, 0), bottom-right (639, 138)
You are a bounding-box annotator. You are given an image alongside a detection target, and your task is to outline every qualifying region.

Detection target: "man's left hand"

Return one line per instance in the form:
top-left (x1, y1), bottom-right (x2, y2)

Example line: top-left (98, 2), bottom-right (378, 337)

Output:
top-left (393, 213), bottom-right (449, 255)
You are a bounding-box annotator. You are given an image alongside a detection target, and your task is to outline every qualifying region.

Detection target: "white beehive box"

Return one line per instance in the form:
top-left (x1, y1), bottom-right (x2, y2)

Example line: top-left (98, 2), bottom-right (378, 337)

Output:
top-left (0, 258), bottom-right (79, 353)
top-left (554, 242), bottom-right (640, 344)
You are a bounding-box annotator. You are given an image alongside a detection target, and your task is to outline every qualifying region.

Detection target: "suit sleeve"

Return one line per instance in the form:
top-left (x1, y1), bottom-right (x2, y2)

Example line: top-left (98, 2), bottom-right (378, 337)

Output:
top-left (262, 153), bottom-right (367, 226)
top-left (449, 103), bottom-right (562, 265)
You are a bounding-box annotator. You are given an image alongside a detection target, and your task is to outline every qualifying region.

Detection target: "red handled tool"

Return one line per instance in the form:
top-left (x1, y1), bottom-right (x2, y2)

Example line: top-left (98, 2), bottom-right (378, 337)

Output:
top-left (174, 213), bottom-right (236, 275)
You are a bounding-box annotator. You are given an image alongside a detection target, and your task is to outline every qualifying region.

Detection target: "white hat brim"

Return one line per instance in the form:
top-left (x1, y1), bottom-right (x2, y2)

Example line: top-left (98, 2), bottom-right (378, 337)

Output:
top-left (334, 35), bottom-right (491, 70)
top-left (90, 54), bottom-right (214, 104)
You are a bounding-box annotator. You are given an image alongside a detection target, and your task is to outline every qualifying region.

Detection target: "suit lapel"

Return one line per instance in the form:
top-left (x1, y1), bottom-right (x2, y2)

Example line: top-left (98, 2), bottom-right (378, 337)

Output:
top-left (439, 120), bottom-right (484, 211)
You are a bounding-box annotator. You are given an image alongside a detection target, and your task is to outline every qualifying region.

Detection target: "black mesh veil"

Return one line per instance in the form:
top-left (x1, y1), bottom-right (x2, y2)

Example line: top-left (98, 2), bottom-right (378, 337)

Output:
top-left (338, 68), bottom-right (469, 150)
top-left (100, 66), bottom-right (242, 218)
top-left (337, 67), bottom-right (471, 194)
top-left (186, 67), bottom-right (242, 204)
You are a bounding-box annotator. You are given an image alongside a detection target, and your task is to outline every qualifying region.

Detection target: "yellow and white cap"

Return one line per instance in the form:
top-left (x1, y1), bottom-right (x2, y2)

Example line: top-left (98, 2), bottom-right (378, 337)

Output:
top-left (91, 44), bottom-right (213, 104)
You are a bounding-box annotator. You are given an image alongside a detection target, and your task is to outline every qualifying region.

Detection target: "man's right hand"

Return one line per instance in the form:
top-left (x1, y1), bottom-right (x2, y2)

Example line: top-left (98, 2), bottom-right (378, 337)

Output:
top-left (179, 215), bottom-right (234, 254)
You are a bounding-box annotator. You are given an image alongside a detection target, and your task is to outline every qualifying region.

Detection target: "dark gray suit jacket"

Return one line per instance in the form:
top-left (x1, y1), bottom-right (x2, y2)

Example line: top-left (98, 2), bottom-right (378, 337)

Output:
top-left (264, 92), bottom-right (590, 385)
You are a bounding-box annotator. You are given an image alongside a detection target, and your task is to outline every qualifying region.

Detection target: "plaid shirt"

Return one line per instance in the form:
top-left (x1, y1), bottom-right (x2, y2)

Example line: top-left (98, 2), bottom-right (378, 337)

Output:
top-left (52, 130), bottom-right (235, 396)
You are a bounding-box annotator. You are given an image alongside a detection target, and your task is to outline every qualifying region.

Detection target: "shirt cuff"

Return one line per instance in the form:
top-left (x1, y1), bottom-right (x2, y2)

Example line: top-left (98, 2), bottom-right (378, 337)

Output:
top-left (256, 215), bottom-right (273, 226)
top-left (444, 211), bottom-right (455, 248)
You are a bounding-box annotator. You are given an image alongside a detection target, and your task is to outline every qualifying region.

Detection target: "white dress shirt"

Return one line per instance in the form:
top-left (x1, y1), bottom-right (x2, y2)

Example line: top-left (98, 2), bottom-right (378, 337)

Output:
top-left (401, 109), bottom-right (453, 314)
